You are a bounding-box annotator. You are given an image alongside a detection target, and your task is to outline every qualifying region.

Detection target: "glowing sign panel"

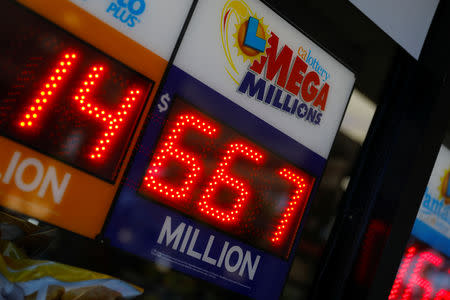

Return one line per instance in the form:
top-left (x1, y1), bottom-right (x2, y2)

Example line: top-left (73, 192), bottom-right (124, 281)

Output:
top-left (389, 242), bottom-right (449, 300)
top-left (0, 2), bottom-right (152, 182)
top-left (139, 100), bottom-right (315, 258)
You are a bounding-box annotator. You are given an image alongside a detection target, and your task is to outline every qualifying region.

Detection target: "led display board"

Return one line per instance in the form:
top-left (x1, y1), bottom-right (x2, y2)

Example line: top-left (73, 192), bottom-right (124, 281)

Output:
top-left (0, 0), bottom-right (193, 237)
top-left (104, 0), bottom-right (355, 298)
top-left (389, 240), bottom-right (449, 300)
top-left (0, 9), bottom-right (152, 181)
top-left (389, 144), bottom-right (449, 300)
top-left (139, 99), bottom-right (315, 259)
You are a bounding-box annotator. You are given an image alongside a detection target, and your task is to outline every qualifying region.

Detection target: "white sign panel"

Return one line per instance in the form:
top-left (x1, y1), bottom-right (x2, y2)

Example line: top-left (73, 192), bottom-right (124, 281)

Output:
top-left (349, 0), bottom-right (439, 59)
top-left (413, 145), bottom-right (450, 255)
top-left (174, 0), bottom-right (355, 158)
top-left (69, 0), bottom-right (193, 60)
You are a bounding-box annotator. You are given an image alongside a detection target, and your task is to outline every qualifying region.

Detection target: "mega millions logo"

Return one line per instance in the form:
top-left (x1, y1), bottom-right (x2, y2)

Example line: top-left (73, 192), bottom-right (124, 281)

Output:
top-left (221, 0), bottom-right (331, 126)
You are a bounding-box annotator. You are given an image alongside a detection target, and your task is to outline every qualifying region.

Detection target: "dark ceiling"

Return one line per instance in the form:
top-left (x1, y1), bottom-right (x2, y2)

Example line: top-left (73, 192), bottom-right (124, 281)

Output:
top-left (265, 0), bottom-right (402, 104)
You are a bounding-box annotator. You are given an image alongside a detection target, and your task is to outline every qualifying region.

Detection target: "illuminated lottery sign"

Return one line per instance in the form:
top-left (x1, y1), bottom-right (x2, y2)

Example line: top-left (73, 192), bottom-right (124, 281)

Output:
top-left (140, 100), bottom-right (315, 258)
top-left (389, 240), bottom-right (450, 300)
top-left (0, 0), bottom-right (193, 237)
top-left (105, 0), bottom-right (355, 298)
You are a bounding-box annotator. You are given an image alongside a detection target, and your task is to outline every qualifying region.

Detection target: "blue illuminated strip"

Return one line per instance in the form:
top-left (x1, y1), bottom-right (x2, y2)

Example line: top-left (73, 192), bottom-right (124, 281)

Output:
top-left (412, 219), bottom-right (450, 257)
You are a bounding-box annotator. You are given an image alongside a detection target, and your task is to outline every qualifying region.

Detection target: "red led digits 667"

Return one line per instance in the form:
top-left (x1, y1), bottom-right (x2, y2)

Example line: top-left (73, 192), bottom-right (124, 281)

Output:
top-left (140, 103), bottom-right (315, 256)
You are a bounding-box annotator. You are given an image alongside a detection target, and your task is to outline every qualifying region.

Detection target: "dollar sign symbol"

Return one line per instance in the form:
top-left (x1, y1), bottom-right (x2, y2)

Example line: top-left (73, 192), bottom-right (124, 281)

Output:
top-left (158, 93), bottom-right (171, 112)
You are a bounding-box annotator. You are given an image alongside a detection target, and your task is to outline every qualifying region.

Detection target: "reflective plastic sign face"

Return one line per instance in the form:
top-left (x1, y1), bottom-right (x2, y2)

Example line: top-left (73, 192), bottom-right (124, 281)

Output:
top-left (0, 6), bottom-right (152, 181)
top-left (68, 0), bottom-right (194, 61)
top-left (175, 0), bottom-right (355, 159)
top-left (103, 0), bottom-right (354, 297)
top-left (0, 1), bottom-right (157, 237)
top-left (139, 100), bottom-right (315, 258)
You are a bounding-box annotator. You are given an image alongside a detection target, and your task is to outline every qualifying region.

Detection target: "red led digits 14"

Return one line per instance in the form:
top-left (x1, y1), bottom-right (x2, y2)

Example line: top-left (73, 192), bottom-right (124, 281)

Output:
top-left (140, 101), bottom-right (315, 258)
top-left (16, 50), bottom-right (145, 163)
top-left (0, 3), bottom-right (152, 181)
top-left (18, 57), bottom-right (144, 162)
top-left (1, 51), bottom-right (150, 181)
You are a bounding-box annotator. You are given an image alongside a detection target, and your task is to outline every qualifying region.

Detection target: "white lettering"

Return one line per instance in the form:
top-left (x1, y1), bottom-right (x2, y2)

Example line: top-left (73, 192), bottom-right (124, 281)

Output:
top-left (202, 235), bottom-right (217, 265)
top-left (225, 245), bottom-right (244, 273)
top-left (156, 216), bottom-right (261, 281)
top-left (217, 241), bottom-right (229, 268)
top-left (187, 229), bottom-right (202, 259)
top-left (15, 158), bottom-right (44, 192)
top-left (239, 251), bottom-right (261, 280)
top-left (2, 152), bottom-right (21, 184)
top-left (1, 152), bottom-right (71, 204)
top-left (37, 167), bottom-right (71, 204)
top-left (179, 225), bottom-right (192, 253)
top-left (157, 216), bottom-right (185, 250)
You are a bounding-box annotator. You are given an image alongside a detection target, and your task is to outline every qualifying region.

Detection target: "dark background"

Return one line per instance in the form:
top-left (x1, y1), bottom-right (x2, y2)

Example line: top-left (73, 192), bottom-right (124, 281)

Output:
top-left (1, 0), bottom-right (449, 299)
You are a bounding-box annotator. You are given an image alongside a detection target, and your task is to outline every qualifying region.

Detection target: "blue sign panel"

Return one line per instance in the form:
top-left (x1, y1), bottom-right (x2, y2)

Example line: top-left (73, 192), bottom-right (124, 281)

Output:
top-left (104, 66), bottom-right (326, 298)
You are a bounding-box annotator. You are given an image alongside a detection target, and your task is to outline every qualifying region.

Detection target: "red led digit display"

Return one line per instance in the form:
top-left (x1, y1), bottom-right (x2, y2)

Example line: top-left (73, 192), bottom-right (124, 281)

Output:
top-left (139, 100), bottom-right (315, 258)
top-left (0, 2), bottom-right (152, 181)
top-left (198, 142), bottom-right (264, 223)
top-left (144, 113), bottom-right (217, 201)
top-left (389, 242), bottom-right (450, 300)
